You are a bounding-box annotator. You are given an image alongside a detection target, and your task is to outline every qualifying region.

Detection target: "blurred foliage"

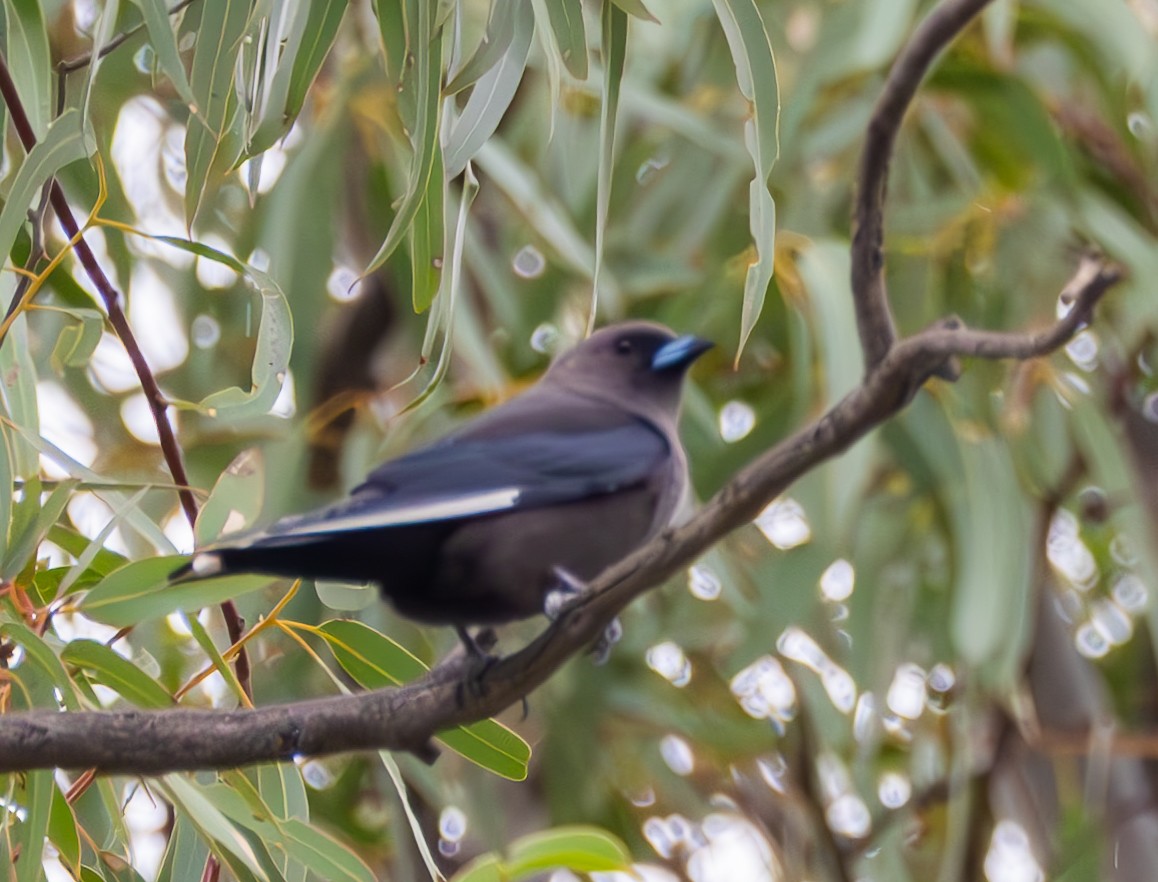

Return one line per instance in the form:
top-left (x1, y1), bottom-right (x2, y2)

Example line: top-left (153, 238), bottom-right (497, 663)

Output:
top-left (0, 0), bottom-right (1157, 880)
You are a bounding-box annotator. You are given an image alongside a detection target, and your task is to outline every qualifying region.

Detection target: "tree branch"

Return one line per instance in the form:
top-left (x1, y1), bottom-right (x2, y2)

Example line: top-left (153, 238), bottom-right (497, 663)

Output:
top-left (0, 0), bottom-right (1123, 776)
top-left (851, 0), bottom-right (994, 371)
top-left (0, 255), bottom-right (1121, 775)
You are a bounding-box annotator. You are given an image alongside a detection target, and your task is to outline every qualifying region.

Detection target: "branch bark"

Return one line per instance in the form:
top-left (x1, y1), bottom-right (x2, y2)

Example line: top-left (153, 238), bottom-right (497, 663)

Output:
top-left (0, 0), bottom-right (1124, 775)
top-left (0, 256), bottom-right (1120, 774)
top-left (851, 0), bottom-right (994, 371)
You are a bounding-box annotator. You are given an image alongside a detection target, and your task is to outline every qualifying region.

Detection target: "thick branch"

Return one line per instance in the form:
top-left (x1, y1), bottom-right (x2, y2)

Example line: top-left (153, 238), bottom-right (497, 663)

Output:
top-left (851, 0), bottom-right (994, 371)
top-left (0, 257), bottom-right (1120, 775)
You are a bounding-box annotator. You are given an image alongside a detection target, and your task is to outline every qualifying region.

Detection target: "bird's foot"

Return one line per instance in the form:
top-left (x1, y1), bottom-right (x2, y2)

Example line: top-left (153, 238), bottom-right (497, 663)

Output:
top-left (455, 625), bottom-right (499, 661)
top-left (590, 616), bottom-right (623, 666)
top-left (453, 626), bottom-right (502, 707)
top-left (543, 566), bottom-right (589, 620)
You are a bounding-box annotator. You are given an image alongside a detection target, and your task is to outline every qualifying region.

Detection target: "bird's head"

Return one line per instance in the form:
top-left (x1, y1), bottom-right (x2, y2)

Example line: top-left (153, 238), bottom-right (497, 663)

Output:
top-left (546, 321), bottom-right (713, 417)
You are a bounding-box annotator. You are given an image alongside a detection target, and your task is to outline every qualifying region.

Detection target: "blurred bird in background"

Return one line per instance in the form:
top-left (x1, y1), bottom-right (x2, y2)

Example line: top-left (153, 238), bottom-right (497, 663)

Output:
top-left (174, 321), bottom-right (711, 654)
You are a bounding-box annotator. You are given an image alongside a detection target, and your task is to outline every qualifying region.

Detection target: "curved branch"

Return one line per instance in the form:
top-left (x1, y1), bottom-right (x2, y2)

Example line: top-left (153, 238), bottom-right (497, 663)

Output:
top-left (851, 0), bottom-right (994, 371)
top-left (0, 256), bottom-right (1121, 775)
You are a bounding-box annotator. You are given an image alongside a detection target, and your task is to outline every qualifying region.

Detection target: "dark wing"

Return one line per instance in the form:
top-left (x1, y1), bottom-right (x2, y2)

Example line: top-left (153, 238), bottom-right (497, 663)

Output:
top-left (240, 404), bottom-right (669, 548)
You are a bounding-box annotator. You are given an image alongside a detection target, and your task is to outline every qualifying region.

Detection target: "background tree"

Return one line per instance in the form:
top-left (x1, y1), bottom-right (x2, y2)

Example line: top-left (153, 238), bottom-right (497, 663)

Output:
top-left (0, 0), bottom-right (1154, 881)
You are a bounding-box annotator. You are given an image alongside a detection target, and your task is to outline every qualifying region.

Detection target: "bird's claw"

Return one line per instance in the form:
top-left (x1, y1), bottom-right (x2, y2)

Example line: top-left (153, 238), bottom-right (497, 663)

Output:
top-left (544, 566), bottom-right (588, 620)
top-left (590, 616), bottom-right (623, 666)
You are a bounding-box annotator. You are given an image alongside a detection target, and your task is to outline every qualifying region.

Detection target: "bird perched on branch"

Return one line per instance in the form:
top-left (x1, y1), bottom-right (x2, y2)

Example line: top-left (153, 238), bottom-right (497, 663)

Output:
top-left (175, 321), bottom-right (712, 654)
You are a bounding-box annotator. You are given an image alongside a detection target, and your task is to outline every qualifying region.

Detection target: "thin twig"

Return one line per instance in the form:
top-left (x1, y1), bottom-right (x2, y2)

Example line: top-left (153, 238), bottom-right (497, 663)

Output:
top-left (851, 0), bottom-right (994, 372)
top-left (56, 0), bottom-right (201, 75)
top-left (3, 185), bottom-right (52, 323)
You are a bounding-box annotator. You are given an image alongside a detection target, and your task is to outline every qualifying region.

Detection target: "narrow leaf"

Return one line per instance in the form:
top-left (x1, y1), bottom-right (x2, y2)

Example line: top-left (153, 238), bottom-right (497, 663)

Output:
top-left (281, 819), bottom-right (376, 882)
top-left (79, 555), bottom-right (270, 627)
top-left (2, 0), bottom-right (51, 134)
top-left (61, 639), bottom-right (175, 708)
top-left (127, 0), bottom-right (196, 104)
top-left (590, 0), bottom-right (628, 330)
top-left (0, 109), bottom-right (88, 273)
top-left (710, 0), bottom-right (780, 359)
top-left (363, 2), bottom-right (444, 283)
top-left (543, 0), bottom-right (588, 79)
top-left (185, 0), bottom-right (251, 222)
top-left (445, 0), bottom-right (518, 95)
top-left (445, 2), bottom-right (535, 178)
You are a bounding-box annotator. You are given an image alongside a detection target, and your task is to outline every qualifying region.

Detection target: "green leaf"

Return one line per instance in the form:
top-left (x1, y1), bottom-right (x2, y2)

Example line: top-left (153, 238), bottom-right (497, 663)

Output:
top-left (247, 0), bottom-right (348, 154)
top-left (318, 619), bottom-right (428, 685)
top-left (184, 0), bottom-right (251, 223)
top-left (318, 620), bottom-right (531, 780)
top-left (409, 146), bottom-right (445, 313)
top-left (79, 555), bottom-right (271, 627)
top-left (181, 608), bottom-right (250, 705)
top-left (0, 109), bottom-right (88, 275)
top-left (192, 268), bottom-right (293, 421)
top-left (445, 0), bottom-right (519, 95)
top-left (0, 425), bottom-right (13, 570)
top-left (48, 524), bottom-right (129, 577)
top-left (286, 0), bottom-right (347, 118)
top-left (0, 621), bottom-right (79, 710)
top-left (195, 448), bottom-right (265, 545)
top-left (127, 0), bottom-right (196, 104)
top-left (610, 0), bottom-right (657, 23)
top-left (4, 477), bottom-right (72, 582)
top-left (2, 0), bottom-right (51, 135)
top-left (0, 315), bottom-right (39, 476)
top-left (453, 826), bottom-right (631, 882)
top-left (12, 770), bottom-right (53, 882)
top-left (255, 763), bottom-right (309, 823)
top-left (155, 813), bottom-right (211, 882)
top-left (161, 775), bottom-right (271, 881)
top-left (437, 720), bottom-right (532, 783)
top-left (48, 784), bottom-right (82, 877)
top-left (49, 308), bottom-right (105, 371)
top-left (796, 241), bottom-right (872, 533)
top-left (364, 1), bottom-right (444, 289)
top-left (590, 0), bottom-right (628, 328)
top-left (61, 639), bottom-right (175, 708)
top-left (444, 1), bottom-right (535, 178)
top-left (946, 426), bottom-right (1033, 685)
top-left (710, 0), bottom-right (780, 359)
top-left (281, 819), bottom-right (376, 882)
top-left (542, 0), bottom-right (588, 79)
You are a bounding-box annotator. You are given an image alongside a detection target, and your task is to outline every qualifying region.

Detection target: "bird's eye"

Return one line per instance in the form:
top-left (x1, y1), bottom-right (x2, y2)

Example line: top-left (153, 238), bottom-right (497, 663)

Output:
top-left (615, 338), bottom-right (634, 355)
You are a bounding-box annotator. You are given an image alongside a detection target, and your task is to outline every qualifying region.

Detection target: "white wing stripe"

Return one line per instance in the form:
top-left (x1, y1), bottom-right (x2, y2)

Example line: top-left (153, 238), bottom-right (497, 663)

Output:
top-left (294, 488), bottom-right (522, 535)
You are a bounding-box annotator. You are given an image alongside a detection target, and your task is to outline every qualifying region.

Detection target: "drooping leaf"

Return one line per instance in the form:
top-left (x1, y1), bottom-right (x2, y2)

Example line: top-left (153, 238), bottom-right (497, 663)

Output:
top-left (184, 0), bottom-right (251, 223)
top-left (710, 0), bottom-right (780, 359)
top-left (445, 1), bottom-right (535, 178)
top-left (542, 0), bottom-right (588, 79)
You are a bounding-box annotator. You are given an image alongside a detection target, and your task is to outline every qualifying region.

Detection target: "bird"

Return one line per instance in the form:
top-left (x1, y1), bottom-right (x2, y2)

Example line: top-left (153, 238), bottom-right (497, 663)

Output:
top-left (175, 321), bottom-right (712, 654)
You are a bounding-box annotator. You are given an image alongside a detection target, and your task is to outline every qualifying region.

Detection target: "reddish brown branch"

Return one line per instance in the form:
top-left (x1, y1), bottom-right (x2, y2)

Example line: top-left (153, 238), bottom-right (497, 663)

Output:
top-left (0, 52), bottom-right (251, 696)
